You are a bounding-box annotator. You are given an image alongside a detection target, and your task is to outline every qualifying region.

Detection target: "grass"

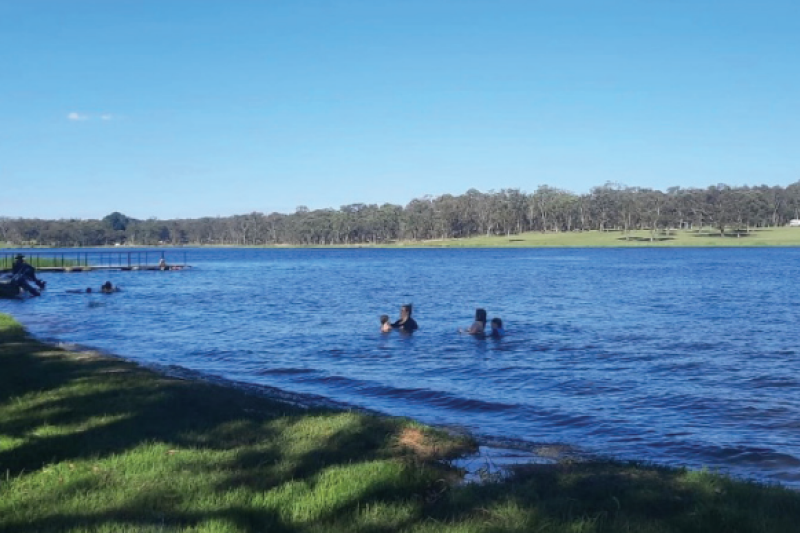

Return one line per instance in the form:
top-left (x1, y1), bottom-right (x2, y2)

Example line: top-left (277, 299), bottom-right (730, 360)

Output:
top-left (0, 314), bottom-right (25, 338)
top-left (6, 227), bottom-right (800, 252)
top-left (0, 256), bottom-right (81, 271)
top-left (2, 314), bottom-right (800, 532)
top-left (404, 227), bottom-right (800, 248)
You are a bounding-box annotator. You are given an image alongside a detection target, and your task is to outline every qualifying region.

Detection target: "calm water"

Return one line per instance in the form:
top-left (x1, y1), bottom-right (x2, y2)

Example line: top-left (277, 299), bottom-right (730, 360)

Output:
top-left (3, 248), bottom-right (800, 487)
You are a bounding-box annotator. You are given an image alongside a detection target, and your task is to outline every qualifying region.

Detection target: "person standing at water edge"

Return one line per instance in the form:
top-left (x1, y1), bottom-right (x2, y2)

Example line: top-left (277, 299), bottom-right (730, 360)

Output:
top-left (392, 304), bottom-right (418, 332)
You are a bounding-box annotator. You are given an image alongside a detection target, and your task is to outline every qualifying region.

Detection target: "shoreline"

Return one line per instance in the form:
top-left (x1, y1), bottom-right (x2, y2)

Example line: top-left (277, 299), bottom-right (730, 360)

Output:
top-left (3, 317), bottom-right (795, 485)
top-left (42, 335), bottom-right (572, 472)
top-left (3, 313), bottom-right (800, 532)
top-left (5, 227), bottom-right (800, 249)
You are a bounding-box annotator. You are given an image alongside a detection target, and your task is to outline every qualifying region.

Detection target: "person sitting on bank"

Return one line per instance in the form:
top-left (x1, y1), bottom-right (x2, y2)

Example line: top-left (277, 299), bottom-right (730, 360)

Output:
top-left (380, 314), bottom-right (392, 333)
top-left (490, 317), bottom-right (505, 337)
top-left (11, 254), bottom-right (46, 296)
top-left (391, 304), bottom-right (418, 332)
top-left (460, 308), bottom-right (487, 335)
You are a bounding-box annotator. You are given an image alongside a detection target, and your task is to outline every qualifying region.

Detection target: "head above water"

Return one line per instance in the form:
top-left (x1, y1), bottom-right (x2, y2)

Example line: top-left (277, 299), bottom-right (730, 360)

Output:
top-left (380, 314), bottom-right (390, 324)
top-left (475, 308), bottom-right (487, 323)
top-left (86, 287), bottom-right (93, 293)
top-left (491, 318), bottom-right (503, 329)
top-left (400, 304), bottom-right (413, 319)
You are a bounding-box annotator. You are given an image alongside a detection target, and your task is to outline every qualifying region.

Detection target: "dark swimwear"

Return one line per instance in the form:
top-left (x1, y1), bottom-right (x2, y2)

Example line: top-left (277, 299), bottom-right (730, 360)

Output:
top-left (392, 317), bottom-right (418, 331)
top-left (11, 261), bottom-right (44, 296)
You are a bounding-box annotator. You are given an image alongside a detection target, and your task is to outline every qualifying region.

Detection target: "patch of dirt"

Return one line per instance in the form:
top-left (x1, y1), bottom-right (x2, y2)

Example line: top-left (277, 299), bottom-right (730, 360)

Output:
top-left (396, 427), bottom-right (475, 461)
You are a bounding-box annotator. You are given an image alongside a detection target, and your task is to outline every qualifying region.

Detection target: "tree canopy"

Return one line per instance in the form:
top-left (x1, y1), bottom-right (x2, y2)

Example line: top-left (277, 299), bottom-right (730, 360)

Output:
top-left (3, 181), bottom-right (800, 246)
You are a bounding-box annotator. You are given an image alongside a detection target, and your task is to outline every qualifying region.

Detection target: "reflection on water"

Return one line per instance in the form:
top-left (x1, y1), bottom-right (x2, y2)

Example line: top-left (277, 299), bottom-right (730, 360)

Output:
top-left (3, 247), bottom-right (800, 487)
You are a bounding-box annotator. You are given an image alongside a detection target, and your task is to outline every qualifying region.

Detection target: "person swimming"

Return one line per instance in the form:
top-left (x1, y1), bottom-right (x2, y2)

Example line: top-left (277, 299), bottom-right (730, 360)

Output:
top-left (380, 314), bottom-right (392, 333)
top-left (66, 287), bottom-right (93, 294)
top-left (460, 308), bottom-right (487, 335)
top-left (69, 283), bottom-right (118, 295)
top-left (391, 304), bottom-right (418, 332)
top-left (490, 317), bottom-right (504, 337)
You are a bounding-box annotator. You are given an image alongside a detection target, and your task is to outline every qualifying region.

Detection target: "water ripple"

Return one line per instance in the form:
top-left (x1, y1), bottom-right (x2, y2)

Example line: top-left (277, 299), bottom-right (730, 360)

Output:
top-left (3, 247), bottom-right (800, 487)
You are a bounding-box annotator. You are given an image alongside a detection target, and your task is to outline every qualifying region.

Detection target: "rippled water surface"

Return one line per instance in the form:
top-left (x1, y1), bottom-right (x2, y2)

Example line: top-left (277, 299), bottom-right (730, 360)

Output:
top-left (3, 247), bottom-right (800, 487)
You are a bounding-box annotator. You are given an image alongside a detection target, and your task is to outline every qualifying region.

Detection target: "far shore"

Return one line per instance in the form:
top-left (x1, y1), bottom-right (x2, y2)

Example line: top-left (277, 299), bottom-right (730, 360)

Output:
top-left (2, 312), bottom-right (800, 532)
top-left (4, 227), bottom-right (800, 250)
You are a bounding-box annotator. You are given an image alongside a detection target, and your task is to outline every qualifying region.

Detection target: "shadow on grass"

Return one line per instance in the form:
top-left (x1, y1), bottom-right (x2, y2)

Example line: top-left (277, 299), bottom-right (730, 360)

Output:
top-left (617, 236), bottom-right (676, 242)
top-left (693, 232), bottom-right (755, 238)
top-left (2, 329), bottom-right (800, 532)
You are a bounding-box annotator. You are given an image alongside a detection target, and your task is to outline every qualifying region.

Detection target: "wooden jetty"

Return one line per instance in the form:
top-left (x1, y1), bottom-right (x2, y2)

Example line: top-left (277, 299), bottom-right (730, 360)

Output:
top-left (0, 251), bottom-right (191, 274)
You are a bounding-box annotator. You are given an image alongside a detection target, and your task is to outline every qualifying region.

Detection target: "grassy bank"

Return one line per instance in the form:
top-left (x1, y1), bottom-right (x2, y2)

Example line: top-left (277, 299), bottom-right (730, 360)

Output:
top-left (406, 227), bottom-right (800, 248)
top-left (5, 227), bottom-right (800, 251)
top-left (2, 315), bottom-right (799, 532)
top-left (0, 256), bottom-right (81, 271)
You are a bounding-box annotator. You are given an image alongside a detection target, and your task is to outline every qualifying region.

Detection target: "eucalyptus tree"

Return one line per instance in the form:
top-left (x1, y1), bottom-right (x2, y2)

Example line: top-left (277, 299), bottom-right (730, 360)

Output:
top-left (6, 180), bottom-right (800, 247)
top-left (530, 185), bottom-right (562, 232)
top-left (618, 186), bottom-right (640, 239)
top-left (590, 183), bottom-right (622, 232)
top-left (786, 181), bottom-right (800, 219)
top-left (642, 189), bottom-right (667, 241)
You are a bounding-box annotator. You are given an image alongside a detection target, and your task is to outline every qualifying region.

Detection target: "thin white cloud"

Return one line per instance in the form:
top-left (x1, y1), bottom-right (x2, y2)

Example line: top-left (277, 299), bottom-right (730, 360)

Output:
top-left (67, 112), bottom-right (118, 121)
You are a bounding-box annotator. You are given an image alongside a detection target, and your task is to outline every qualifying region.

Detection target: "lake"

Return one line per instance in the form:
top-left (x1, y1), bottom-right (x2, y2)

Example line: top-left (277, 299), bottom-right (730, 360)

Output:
top-left (3, 247), bottom-right (800, 487)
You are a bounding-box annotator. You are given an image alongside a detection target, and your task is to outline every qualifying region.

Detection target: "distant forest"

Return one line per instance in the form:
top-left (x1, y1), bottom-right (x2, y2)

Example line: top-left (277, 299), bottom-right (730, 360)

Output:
top-left (3, 182), bottom-right (800, 247)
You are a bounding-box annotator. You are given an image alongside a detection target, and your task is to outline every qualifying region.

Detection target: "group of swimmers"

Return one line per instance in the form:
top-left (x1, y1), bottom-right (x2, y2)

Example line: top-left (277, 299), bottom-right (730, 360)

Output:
top-left (459, 308), bottom-right (505, 337)
top-left (67, 281), bottom-right (120, 294)
top-left (379, 304), bottom-right (504, 337)
top-left (380, 304), bottom-right (419, 332)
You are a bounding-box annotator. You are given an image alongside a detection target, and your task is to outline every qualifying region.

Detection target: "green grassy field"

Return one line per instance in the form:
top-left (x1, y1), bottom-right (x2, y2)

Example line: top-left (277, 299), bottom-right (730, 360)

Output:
top-left (0, 256), bottom-right (81, 271)
top-left (405, 227), bottom-right (800, 248)
top-left (2, 313), bottom-right (800, 532)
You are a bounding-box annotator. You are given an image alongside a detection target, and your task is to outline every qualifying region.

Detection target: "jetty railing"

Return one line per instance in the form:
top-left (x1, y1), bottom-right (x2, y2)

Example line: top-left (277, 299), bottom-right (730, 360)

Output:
top-left (0, 251), bottom-right (189, 273)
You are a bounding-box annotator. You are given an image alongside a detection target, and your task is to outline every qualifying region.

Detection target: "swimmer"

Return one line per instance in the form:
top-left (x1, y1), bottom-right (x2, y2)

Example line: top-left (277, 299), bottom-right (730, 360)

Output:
top-left (66, 288), bottom-right (92, 294)
top-left (391, 304), bottom-right (418, 332)
top-left (490, 318), bottom-right (504, 337)
top-left (101, 281), bottom-right (116, 294)
top-left (380, 314), bottom-right (392, 333)
top-left (460, 308), bottom-right (487, 335)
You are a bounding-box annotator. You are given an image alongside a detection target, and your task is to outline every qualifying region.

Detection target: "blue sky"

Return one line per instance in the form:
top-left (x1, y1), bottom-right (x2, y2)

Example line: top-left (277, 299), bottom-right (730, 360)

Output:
top-left (1, 1), bottom-right (798, 219)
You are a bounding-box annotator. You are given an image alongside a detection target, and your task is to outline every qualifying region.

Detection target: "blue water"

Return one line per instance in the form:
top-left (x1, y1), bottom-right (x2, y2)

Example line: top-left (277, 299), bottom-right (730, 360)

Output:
top-left (3, 247), bottom-right (800, 487)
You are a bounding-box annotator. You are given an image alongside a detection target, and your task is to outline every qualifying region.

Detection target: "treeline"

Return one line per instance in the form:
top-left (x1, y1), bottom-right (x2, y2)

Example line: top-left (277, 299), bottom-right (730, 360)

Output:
top-left (3, 182), bottom-right (800, 247)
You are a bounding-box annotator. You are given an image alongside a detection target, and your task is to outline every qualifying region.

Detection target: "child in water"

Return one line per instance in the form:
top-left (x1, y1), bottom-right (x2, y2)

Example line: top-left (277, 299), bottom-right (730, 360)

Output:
top-left (380, 315), bottom-right (392, 333)
top-left (490, 318), bottom-right (504, 337)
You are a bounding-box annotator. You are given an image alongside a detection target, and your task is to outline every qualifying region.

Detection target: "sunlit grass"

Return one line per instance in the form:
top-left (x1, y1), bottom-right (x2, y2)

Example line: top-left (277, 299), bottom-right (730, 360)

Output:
top-left (249, 227), bottom-right (800, 248)
top-left (0, 255), bottom-right (81, 270)
top-left (405, 227), bottom-right (800, 248)
top-left (0, 313), bottom-right (25, 338)
top-left (2, 313), bottom-right (800, 532)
